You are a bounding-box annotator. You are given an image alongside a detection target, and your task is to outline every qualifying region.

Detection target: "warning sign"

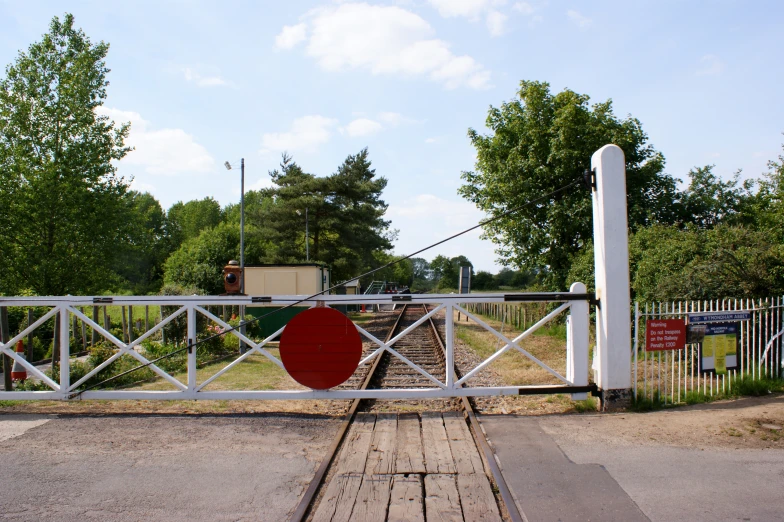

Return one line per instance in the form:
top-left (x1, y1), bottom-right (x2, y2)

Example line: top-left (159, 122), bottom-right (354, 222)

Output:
top-left (646, 319), bottom-right (686, 351)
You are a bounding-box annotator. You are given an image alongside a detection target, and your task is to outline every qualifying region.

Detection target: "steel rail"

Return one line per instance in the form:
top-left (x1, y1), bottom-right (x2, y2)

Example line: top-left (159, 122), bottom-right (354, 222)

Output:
top-left (288, 305), bottom-right (409, 522)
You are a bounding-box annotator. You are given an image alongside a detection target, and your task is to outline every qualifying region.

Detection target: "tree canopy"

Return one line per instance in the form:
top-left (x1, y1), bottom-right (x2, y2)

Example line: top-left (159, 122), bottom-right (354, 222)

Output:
top-left (0, 14), bottom-right (131, 295)
top-left (258, 149), bottom-right (394, 283)
top-left (459, 80), bottom-right (680, 289)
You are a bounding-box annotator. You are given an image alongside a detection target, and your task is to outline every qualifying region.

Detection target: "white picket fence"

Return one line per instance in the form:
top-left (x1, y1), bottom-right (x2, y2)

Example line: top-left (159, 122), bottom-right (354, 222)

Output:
top-left (633, 296), bottom-right (784, 403)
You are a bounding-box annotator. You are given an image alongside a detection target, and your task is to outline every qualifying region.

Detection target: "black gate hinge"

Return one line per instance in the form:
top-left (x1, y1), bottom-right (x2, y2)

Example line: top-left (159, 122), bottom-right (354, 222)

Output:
top-left (583, 168), bottom-right (596, 192)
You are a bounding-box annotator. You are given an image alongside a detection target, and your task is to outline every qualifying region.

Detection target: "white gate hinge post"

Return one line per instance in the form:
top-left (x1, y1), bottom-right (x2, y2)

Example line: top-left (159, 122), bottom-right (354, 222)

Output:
top-left (567, 282), bottom-right (589, 400)
top-left (591, 144), bottom-right (632, 410)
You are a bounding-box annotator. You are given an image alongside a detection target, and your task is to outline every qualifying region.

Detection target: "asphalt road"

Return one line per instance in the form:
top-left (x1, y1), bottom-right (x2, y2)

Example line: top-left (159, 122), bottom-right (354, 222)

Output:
top-left (0, 413), bottom-right (338, 521)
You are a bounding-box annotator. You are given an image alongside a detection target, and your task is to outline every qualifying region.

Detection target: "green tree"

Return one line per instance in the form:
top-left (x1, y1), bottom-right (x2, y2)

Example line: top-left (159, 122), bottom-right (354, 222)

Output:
top-left (410, 257), bottom-right (434, 291)
top-left (472, 270), bottom-right (497, 291)
top-left (258, 150), bottom-right (393, 282)
top-left (111, 191), bottom-right (168, 293)
top-left (459, 80), bottom-right (680, 290)
top-left (370, 252), bottom-right (414, 287)
top-left (163, 222), bottom-right (266, 294)
top-left (680, 165), bottom-right (754, 228)
top-left (747, 143), bottom-right (784, 238)
top-left (166, 197), bottom-right (223, 251)
top-left (0, 14), bottom-right (131, 295)
top-left (430, 255), bottom-right (473, 290)
top-left (568, 225), bottom-right (784, 301)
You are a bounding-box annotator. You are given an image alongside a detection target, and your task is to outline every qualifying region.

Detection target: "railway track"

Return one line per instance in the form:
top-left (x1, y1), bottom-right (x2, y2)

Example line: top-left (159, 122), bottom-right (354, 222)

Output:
top-left (290, 304), bottom-right (523, 522)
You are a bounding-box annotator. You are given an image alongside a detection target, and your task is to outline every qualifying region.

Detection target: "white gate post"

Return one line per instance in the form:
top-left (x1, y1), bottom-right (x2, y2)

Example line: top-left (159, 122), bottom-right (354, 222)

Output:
top-left (567, 282), bottom-right (589, 400)
top-left (591, 144), bottom-right (632, 409)
top-left (187, 305), bottom-right (197, 393)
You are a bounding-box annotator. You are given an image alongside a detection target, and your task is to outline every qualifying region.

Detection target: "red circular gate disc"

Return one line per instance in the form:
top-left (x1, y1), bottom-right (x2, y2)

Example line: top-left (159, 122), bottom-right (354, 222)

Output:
top-left (279, 307), bottom-right (362, 390)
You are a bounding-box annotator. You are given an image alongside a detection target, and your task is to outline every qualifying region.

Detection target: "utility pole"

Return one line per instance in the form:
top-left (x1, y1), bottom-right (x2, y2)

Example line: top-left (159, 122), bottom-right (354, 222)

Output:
top-left (305, 207), bottom-right (309, 262)
top-left (240, 157), bottom-right (245, 294)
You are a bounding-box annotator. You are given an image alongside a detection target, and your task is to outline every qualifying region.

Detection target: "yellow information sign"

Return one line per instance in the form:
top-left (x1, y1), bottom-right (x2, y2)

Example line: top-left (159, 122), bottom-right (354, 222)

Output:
top-left (699, 323), bottom-right (739, 375)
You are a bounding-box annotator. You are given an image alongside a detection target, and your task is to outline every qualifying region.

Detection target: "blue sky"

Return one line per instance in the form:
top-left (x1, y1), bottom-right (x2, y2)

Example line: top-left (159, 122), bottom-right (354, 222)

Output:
top-left (1, 1), bottom-right (783, 273)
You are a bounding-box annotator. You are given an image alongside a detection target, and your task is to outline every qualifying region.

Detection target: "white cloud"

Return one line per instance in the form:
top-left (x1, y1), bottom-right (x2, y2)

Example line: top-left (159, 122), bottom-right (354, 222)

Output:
top-left (512, 1), bottom-right (534, 15)
top-left (425, 137), bottom-right (439, 144)
top-left (567, 9), bottom-right (592, 28)
top-left (279, 3), bottom-right (491, 90)
top-left (486, 10), bottom-right (508, 36)
top-left (182, 67), bottom-right (228, 87)
top-left (429, 0), bottom-right (511, 36)
top-left (428, 0), bottom-right (500, 20)
top-left (275, 23), bottom-right (307, 49)
top-left (378, 112), bottom-right (407, 125)
top-left (513, 1), bottom-right (543, 26)
top-left (260, 115), bottom-right (338, 155)
top-left (342, 118), bottom-right (383, 137)
top-left (97, 107), bottom-right (215, 174)
top-left (696, 54), bottom-right (725, 76)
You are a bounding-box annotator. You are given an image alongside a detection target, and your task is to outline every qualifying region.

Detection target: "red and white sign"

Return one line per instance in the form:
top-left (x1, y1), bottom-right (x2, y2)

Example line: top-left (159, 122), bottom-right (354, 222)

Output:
top-left (646, 319), bottom-right (686, 351)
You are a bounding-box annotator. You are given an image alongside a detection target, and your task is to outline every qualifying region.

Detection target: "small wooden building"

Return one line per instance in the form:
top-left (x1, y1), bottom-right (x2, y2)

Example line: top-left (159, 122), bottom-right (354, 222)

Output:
top-left (244, 264), bottom-right (330, 296)
top-left (244, 264), bottom-right (331, 338)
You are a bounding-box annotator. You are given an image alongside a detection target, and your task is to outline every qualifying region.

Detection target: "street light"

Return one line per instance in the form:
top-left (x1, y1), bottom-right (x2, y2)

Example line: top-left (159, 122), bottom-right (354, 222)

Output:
top-left (224, 158), bottom-right (245, 293)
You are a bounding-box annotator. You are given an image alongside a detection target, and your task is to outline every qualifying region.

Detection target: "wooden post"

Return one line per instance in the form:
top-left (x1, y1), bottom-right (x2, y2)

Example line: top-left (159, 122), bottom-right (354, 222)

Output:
top-left (52, 312), bottom-right (60, 373)
top-left (128, 305), bottom-right (134, 343)
top-left (27, 309), bottom-right (35, 361)
top-left (92, 306), bottom-right (99, 346)
top-left (1, 307), bottom-right (11, 391)
top-left (80, 309), bottom-right (87, 348)
top-left (121, 306), bottom-right (127, 343)
top-left (103, 306), bottom-right (110, 332)
top-left (592, 144), bottom-right (632, 409)
top-left (160, 307), bottom-right (166, 344)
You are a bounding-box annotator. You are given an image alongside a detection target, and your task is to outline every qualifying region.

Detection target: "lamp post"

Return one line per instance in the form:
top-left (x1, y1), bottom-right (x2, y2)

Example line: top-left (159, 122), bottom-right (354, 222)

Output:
top-left (225, 158), bottom-right (246, 353)
top-left (224, 158), bottom-right (245, 293)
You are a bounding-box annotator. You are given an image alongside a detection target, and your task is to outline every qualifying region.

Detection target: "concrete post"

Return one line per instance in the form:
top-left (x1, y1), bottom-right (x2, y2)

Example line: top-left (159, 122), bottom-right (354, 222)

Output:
top-left (591, 144), bottom-right (632, 410)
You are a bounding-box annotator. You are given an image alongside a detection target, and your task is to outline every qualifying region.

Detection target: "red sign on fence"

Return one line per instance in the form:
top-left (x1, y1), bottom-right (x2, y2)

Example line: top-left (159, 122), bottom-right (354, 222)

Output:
top-left (646, 319), bottom-right (686, 351)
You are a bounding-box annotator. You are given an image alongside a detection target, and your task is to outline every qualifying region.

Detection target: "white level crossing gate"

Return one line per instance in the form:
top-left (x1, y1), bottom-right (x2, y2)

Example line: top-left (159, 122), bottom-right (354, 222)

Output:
top-left (0, 145), bottom-right (633, 404)
top-left (0, 289), bottom-right (593, 400)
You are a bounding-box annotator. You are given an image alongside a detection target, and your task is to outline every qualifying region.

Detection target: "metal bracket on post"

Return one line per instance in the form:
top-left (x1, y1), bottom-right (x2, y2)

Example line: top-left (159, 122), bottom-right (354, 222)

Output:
top-left (583, 168), bottom-right (596, 192)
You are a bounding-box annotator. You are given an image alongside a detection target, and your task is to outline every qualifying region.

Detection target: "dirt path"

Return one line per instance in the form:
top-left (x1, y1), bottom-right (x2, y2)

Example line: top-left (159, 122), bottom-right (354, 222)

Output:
top-left (539, 393), bottom-right (784, 450)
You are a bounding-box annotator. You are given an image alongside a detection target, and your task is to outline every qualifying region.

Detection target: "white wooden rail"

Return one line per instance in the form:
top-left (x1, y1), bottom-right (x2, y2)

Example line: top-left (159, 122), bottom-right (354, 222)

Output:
top-left (0, 290), bottom-right (592, 400)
